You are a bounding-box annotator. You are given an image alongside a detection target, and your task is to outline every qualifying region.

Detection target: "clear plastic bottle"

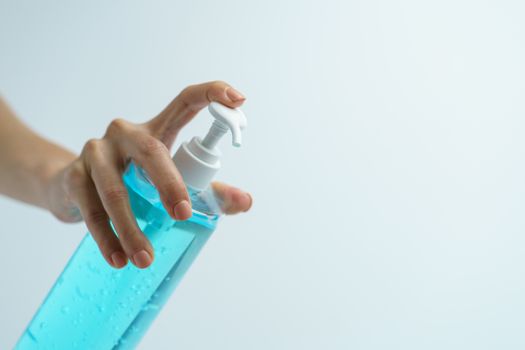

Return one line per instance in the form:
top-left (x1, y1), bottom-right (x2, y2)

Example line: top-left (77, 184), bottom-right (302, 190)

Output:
top-left (15, 102), bottom-right (247, 349)
top-left (16, 163), bottom-right (220, 349)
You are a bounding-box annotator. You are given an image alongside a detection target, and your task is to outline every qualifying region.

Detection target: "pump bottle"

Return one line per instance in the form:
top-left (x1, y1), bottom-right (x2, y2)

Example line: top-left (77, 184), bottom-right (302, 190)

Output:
top-left (15, 102), bottom-right (247, 349)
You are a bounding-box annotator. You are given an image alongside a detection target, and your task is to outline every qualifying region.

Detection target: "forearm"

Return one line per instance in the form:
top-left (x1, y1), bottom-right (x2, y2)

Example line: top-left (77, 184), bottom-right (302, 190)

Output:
top-left (0, 97), bottom-right (76, 209)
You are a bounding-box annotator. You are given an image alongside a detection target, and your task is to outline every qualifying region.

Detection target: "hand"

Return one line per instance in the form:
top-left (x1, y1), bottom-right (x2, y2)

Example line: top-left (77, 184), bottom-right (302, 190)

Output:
top-left (45, 81), bottom-right (252, 269)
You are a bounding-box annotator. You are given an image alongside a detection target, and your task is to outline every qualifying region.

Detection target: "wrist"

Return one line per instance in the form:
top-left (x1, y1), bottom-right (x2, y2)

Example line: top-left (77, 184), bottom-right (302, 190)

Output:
top-left (34, 159), bottom-right (70, 208)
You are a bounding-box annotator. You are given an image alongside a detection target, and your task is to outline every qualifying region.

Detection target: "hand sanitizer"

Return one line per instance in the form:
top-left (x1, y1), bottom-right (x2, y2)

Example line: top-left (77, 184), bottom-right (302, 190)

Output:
top-left (16, 102), bottom-right (247, 349)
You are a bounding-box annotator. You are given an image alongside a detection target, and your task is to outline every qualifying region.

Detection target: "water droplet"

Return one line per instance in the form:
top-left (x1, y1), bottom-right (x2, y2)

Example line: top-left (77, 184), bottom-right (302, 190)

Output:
top-left (75, 286), bottom-right (91, 300)
top-left (96, 304), bottom-right (106, 313)
top-left (61, 306), bottom-right (70, 315)
top-left (87, 261), bottom-right (101, 274)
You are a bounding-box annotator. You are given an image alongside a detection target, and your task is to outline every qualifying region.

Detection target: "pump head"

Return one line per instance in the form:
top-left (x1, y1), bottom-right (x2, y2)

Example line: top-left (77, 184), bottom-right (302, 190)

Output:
top-left (204, 102), bottom-right (247, 148)
top-left (172, 102), bottom-right (247, 191)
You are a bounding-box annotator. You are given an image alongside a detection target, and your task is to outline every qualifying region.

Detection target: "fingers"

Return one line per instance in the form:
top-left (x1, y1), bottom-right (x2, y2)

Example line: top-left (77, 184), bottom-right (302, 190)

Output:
top-left (83, 140), bottom-right (154, 269)
top-left (75, 180), bottom-right (128, 268)
top-left (212, 181), bottom-right (253, 215)
top-left (149, 81), bottom-right (246, 148)
top-left (68, 82), bottom-right (250, 270)
top-left (180, 81), bottom-right (246, 112)
top-left (123, 133), bottom-right (192, 221)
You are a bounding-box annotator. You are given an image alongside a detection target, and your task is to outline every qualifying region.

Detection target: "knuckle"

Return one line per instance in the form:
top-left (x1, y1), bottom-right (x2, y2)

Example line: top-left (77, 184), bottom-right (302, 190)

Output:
top-left (119, 227), bottom-right (143, 242)
top-left (181, 84), bottom-right (196, 96)
top-left (205, 81), bottom-right (227, 98)
top-left (159, 179), bottom-right (181, 192)
top-left (120, 230), bottom-right (151, 254)
top-left (178, 85), bottom-right (195, 105)
top-left (101, 186), bottom-right (128, 204)
top-left (129, 240), bottom-right (148, 253)
top-left (159, 180), bottom-right (186, 202)
top-left (84, 209), bottom-right (108, 225)
top-left (95, 242), bottom-right (113, 259)
top-left (82, 139), bottom-right (106, 164)
top-left (106, 118), bottom-right (129, 138)
top-left (93, 234), bottom-right (116, 255)
top-left (211, 80), bottom-right (227, 89)
top-left (63, 163), bottom-right (87, 193)
top-left (82, 138), bottom-right (102, 155)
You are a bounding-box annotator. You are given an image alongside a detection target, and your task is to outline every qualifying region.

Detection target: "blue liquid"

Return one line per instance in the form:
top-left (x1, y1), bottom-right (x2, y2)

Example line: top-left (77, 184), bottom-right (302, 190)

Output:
top-left (16, 164), bottom-right (220, 349)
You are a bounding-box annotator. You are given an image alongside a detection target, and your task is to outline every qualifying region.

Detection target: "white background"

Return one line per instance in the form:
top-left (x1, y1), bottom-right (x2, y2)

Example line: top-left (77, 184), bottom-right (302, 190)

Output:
top-left (1, 0), bottom-right (525, 349)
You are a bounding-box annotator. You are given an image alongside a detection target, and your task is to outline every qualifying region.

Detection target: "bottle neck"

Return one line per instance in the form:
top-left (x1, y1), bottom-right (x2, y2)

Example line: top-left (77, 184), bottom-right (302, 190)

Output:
top-left (201, 120), bottom-right (228, 149)
top-left (172, 137), bottom-right (221, 191)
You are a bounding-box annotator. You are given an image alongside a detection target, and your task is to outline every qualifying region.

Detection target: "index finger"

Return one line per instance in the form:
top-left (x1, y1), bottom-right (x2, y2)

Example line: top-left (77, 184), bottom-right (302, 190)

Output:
top-left (148, 81), bottom-right (246, 148)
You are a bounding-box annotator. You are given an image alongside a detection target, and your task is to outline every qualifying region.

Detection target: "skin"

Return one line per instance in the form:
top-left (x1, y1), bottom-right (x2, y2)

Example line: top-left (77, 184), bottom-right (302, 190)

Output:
top-left (0, 81), bottom-right (252, 269)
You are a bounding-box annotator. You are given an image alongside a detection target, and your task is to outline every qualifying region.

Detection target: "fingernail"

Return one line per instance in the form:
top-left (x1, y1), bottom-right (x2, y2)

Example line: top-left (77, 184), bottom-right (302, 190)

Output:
top-left (226, 88), bottom-right (245, 102)
top-left (174, 200), bottom-right (192, 220)
top-left (111, 251), bottom-right (128, 269)
top-left (244, 193), bottom-right (253, 212)
top-left (132, 250), bottom-right (153, 269)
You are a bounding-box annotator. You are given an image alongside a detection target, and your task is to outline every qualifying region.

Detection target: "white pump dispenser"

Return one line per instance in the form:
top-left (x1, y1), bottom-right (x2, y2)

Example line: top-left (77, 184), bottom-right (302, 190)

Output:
top-left (172, 102), bottom-right (247, 191)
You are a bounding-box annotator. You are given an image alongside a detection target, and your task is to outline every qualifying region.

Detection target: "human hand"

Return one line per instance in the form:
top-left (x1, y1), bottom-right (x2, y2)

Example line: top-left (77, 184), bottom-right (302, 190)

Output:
top-left (45, 81), bottom-right (252, 269)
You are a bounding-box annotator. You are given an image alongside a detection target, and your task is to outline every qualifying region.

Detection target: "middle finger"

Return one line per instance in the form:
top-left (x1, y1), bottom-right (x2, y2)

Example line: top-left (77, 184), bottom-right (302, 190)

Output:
top-left (87, 147), bottom-right (154, 268)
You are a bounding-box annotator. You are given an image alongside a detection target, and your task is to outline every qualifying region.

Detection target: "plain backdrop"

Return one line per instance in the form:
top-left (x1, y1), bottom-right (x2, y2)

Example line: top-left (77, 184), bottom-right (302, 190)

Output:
top-left (1, 0), bottom-right (525, 349)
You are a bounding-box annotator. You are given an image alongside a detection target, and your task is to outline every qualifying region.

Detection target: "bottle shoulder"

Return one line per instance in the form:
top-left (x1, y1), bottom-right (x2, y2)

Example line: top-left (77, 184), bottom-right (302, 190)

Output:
top-left (123, 163), bottom-right (221, 229)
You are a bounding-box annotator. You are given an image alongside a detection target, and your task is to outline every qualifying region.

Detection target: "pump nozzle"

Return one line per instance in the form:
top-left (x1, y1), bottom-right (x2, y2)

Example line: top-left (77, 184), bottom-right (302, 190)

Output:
top-left (202, 102), bottom-right (247, 148)
top-left (172, 102), bottom-right (247, 190)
